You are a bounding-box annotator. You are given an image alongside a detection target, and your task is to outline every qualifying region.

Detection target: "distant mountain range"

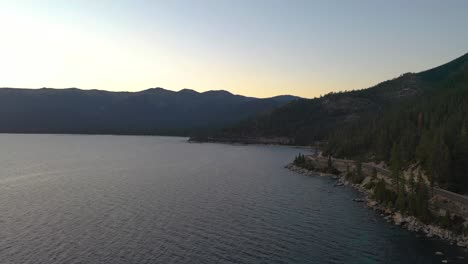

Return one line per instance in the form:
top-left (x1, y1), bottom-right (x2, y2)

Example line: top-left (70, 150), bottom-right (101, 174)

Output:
top-left (0, 87), bottom-right (299, 135)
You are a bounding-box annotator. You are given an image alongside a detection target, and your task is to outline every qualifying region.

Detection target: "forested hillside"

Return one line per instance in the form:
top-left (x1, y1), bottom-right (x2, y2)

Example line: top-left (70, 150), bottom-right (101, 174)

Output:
top-left (326, 57), bottom-right (468, 193)
top-left (220, 53), bottom-right (468, 144)
top-left (218, 72), bottom-right (429, 144)
top-left (217, 53), bottom-right (468, 193)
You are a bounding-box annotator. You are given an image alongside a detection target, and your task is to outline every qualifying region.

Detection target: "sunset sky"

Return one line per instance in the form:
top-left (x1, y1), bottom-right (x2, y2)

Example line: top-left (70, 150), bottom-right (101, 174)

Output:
top-left (1, 0), bottom-right (468, 98)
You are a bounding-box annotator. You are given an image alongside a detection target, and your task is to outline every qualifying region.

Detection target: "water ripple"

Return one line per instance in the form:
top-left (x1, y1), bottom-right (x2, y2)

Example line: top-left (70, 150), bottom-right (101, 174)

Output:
top-left (0, 135), bottom-right (466, 264)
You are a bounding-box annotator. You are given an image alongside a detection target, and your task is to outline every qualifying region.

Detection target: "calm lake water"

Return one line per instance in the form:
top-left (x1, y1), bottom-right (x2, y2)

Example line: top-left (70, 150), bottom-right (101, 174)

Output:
top-left (0, 134), bottom-right (466, 264)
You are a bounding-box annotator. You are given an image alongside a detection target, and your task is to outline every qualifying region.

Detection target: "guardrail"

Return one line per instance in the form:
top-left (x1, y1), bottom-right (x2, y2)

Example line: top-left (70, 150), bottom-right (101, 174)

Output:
top-left (433, 187), bottom-right (468, 205)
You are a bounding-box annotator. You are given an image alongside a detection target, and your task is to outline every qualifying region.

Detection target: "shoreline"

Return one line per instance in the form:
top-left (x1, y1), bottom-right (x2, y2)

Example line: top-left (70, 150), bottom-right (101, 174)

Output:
top-left (189, 142), bottom-right (311, 150)
top-left (285, 163), bottom-right (468, 249)
top-left (188, 136), bottom-right (299, 146)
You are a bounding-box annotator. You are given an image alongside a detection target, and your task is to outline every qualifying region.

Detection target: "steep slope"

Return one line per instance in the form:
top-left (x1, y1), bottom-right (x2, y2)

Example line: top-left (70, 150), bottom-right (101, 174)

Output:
top-left (214, 52), bottom-right (468, 192)
top-left (326, 53), bottom-right (468, 193)
top-left (0, 87), bottom-right (299, 135)
top-left (219, 73), bottom-right (426, 144)
top-left (219, 53), bottom-right (468, 145)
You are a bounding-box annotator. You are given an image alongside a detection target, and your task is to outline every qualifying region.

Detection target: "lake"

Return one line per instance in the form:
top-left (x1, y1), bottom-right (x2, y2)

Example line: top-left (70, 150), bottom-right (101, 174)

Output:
top-left (0, 134), bottom-right (466, 263)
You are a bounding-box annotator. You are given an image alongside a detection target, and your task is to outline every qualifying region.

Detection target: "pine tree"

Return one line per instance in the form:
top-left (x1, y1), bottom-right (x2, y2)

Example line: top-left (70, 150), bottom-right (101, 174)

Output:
top-left (372, 168), bottom-right (377, 180)
top-left (415, 179), bottom-right (431, 222)
top-left (355, 160), bottom-right (363, 178)
top-left (390, 143), bottom-right (402, 189)
top-left (396, 188), bottom-right (406, 212)
top-left (408, 171), bottom-right (415, 193)
top-left (432, 136), bottom-right (451, 187)
top-left (327, 155), bottom-right (333, 171)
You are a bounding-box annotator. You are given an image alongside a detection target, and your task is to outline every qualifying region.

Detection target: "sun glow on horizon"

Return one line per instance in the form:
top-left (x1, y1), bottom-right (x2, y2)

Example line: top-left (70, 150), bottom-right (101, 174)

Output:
top-left (1, 1), bottom-right (468, 98)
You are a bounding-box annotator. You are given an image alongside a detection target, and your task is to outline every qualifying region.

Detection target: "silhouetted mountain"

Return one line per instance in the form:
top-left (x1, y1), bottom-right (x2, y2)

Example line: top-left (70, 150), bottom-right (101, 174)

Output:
top-left (219, 53), bottom-right (468, 145)
top-left (0, 87), bottom-right (300, 135)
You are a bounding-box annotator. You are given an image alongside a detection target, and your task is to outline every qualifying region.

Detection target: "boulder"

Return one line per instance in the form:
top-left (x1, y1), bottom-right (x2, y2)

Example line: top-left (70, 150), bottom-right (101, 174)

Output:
top-left (393, 213), bottom-right (404, 225)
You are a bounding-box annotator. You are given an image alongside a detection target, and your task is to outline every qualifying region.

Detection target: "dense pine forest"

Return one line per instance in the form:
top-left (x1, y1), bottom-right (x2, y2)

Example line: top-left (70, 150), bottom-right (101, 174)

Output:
top-left (326, 66), bottom-right (468, 193)
top-left (216, 53), bottom-right (468, 194)
top-left (218, 72), bottom-right (425, 144)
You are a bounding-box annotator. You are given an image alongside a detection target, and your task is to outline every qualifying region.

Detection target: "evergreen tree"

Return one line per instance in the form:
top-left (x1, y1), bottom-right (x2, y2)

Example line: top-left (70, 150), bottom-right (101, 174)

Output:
top-left (355, 160), bottom-right (363, 178)
top-left (408, 171), bottom-right (415, 193)
top-left (372, 168), bottom-right (378, 180)
top-left (415, 180), bottom-right (431, 223)
top-left (395, 188), bottom-right (406, 212)
top-left (390, 143), bottom-right (402, 189)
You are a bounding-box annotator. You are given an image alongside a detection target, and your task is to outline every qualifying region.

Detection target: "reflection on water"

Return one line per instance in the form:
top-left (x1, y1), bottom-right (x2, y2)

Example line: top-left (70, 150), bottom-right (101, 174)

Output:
top-left (0, 134), bottom-right (466, 264)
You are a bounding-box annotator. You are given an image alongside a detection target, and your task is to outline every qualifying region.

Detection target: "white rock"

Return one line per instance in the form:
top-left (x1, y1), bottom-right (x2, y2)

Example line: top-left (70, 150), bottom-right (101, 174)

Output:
top-left (457, 241), bottom-right (467, 247)
top-left (393, 213), bottom-right (404, 225)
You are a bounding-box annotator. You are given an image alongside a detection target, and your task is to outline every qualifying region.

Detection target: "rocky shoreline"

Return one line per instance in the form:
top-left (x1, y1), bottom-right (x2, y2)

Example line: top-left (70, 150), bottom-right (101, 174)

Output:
top-left (285, 163), bottom-right (468, 250)
top-left (188, 136), bottom-right (294, 145)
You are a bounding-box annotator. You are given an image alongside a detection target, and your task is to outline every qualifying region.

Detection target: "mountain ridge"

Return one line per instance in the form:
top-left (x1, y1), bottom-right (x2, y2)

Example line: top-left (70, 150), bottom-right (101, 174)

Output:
top-left (0, 86), bottom-right (301, 136)
top-left (215, 52), bottom-right (468, 144)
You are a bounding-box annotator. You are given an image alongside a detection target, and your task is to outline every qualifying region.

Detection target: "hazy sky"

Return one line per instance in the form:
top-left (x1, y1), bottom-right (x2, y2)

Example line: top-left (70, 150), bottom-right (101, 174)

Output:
top-left (1, 0), bottom-right (467, 98)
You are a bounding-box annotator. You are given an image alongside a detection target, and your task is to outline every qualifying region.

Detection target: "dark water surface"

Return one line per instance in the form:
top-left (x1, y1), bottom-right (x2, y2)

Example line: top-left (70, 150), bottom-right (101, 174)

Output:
top-left (0, 135), bottom-right (466, 264)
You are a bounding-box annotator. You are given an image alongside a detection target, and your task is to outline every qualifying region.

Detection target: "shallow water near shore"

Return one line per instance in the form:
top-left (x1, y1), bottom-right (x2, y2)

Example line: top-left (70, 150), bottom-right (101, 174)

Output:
top-left (0, 134), bottom-right (466, 264)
